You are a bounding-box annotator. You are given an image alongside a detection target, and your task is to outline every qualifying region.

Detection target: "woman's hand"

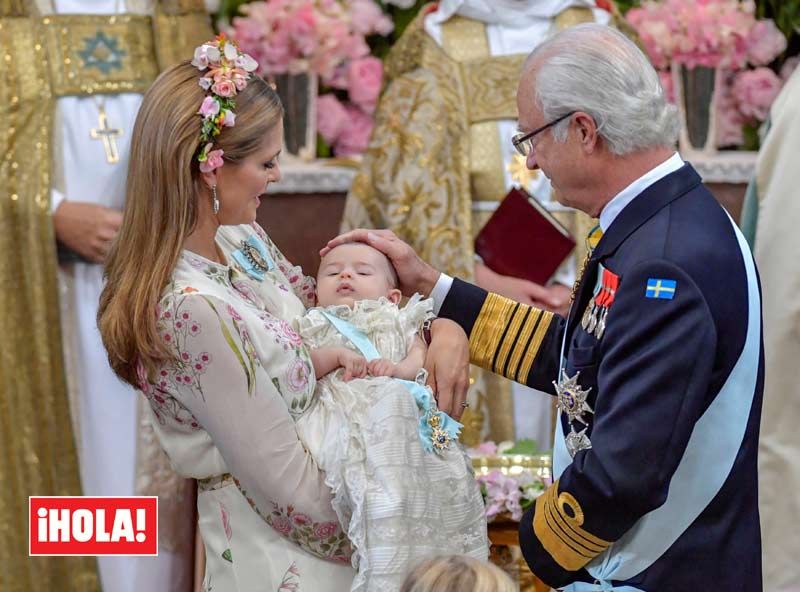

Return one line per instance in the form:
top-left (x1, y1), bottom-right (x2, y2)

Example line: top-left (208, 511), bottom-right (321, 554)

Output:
top-left (424, 318), bottom-right (470, 420)
top-left (321, 229), bottom-right (440, 297)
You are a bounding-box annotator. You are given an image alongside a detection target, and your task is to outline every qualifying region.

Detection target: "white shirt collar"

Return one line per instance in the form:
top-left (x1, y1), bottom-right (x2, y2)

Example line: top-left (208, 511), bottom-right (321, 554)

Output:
top-left (598, 152), bottom-right (685, 233)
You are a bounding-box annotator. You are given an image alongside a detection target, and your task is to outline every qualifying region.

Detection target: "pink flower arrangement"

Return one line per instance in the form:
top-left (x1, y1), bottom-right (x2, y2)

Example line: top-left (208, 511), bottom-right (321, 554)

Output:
top-left (230, 0), bottom-right (393, 157)
top-left (475, 470), bottom-right (546, 522)
top-left (468, 441), bottom-right (548, 523)
top-left (627, 0), bottom-right (790, 149)
top-left (627, 0), bottom-right (758, 69)
top-left (231, 0), bottom-right (392, 81)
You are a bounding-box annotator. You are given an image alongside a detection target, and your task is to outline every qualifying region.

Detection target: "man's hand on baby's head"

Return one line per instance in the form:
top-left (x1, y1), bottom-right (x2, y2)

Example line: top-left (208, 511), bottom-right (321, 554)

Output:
top-left (367, 358), bottom-right (396, 378)
top-left (338, 349), bottom-right (368, 381)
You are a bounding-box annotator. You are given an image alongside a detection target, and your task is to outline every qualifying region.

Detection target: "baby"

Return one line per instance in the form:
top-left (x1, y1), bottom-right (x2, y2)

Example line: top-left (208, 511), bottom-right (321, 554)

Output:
top-left (293, 243), bottom-right (488, 592)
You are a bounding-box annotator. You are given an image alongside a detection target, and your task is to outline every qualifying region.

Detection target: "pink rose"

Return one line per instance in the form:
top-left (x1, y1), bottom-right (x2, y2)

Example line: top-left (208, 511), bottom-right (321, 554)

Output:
top-left (313, 521), bottom-right (339, 539)
top-left (212, 79), bottom-right (236, 98)
top-left (732, 67), bottom-right (782, 122)
top-left (316, 94), bottom-right (349, 145)
top-left (746, 20), bottom-right (786, 67)
top-left (347, 56), bottom-right (383, 114)
top-left (232, 70), bottom-right (249, 91)
top-left (199, 148), bottom-right (225, 173)
top-left (334, 105), bottom-right (374, 156)
top-left (198, 96), bottom-right (220, 118)
top-left (271, 515), bottom-right (292, 536)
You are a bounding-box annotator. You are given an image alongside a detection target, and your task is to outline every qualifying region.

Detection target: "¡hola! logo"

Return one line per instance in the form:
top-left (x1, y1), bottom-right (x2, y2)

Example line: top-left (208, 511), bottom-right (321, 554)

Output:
top-left (29, 497), bottom-right (158, 556)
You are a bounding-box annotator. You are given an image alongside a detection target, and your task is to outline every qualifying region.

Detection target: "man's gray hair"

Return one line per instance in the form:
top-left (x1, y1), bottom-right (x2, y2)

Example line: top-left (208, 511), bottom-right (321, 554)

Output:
top-left (527, 24), bottom-right (679, 155)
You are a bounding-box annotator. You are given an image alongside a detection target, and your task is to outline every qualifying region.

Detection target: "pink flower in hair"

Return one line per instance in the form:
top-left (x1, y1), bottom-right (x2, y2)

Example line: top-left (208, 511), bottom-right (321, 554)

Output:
top-left (199, 96), bottom-right (220, 119)
top-left (212, 79), bottom-right (236, 98)
top-left (199, 144), bottom-right (225, 173)
top-left (222, 109), bottom-right (236, 127)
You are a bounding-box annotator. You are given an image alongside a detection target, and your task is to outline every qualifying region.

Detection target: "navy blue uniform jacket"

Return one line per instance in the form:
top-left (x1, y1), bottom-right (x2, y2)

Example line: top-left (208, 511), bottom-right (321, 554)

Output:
top-left (439, 164), bottom-right (764, 591)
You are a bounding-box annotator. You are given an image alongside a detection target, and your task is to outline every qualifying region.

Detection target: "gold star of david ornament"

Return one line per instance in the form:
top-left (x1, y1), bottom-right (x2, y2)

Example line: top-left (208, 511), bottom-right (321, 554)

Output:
top-left (565, 425), bottom-right (592, 457)
top-left (553, 370), bottom-right (594, 425)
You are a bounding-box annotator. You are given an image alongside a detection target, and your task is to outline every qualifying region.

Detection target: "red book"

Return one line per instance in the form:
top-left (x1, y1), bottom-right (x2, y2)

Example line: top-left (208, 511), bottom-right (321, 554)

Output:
top-left (475, 187), bottom-right (576, 286)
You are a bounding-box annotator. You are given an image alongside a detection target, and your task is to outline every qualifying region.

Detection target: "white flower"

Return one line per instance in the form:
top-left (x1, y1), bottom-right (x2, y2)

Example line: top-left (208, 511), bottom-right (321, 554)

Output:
top-left (206, 46), bottom-right (220, 62)
top-left (198, 77), bottom-right (212, 90)
top-left (224, 41), bottom-right (238, 61)
top-left (236, 53), bottom-right (259, 72)
top-left (191, 46), bottom-right (209, 70)
top-left (383, 0), bottom-right (416, 7)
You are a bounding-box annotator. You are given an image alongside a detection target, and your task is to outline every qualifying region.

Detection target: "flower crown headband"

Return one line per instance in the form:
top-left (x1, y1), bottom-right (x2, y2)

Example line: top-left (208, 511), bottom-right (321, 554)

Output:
top-left (191, 34), bottom-right (259, 173)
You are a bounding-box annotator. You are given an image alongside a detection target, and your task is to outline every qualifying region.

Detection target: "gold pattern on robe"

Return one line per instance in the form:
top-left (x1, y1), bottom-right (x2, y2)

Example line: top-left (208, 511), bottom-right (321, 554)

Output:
top-left (507, 153), bottom-right (540, 187)
top-left (0, 7), bottom-right (98, 591)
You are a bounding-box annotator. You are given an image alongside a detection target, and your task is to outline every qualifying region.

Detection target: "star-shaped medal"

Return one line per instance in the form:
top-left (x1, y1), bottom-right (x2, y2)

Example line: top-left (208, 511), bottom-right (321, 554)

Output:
top-left (565, 425), bottom-right (592, 457)
top-left (553, 370), bottom-right (593, 425)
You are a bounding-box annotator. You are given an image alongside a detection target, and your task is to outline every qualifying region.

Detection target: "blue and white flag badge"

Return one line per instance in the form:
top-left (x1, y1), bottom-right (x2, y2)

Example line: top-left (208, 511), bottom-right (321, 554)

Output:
top-left (646, 278), bottom-right (677, 300)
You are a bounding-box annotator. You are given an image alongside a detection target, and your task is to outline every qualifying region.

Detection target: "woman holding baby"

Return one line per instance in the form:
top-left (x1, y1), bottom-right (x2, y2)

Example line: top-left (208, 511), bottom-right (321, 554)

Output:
top-left (98, 37), bottom-right (485, 592)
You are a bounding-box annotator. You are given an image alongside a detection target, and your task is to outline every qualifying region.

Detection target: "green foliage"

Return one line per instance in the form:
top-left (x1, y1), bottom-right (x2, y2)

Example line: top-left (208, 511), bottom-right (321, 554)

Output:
top-left (503, 438), bottom-right (541, 456)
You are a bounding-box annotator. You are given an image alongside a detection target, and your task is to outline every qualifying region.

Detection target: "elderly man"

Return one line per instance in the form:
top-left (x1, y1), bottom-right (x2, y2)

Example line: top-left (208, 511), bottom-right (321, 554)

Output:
top-left (325, 24), bottom-right (764, 592)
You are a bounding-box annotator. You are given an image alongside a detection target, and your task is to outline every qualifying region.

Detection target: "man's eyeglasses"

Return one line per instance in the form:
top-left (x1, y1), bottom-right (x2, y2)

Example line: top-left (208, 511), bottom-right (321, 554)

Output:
top-left (511, 111), bottom-right (577, 157)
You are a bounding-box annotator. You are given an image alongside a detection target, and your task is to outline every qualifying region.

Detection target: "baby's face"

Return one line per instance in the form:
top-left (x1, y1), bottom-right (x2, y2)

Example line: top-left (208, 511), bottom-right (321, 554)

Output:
top-left (316, 243), bottom-right (401, 308)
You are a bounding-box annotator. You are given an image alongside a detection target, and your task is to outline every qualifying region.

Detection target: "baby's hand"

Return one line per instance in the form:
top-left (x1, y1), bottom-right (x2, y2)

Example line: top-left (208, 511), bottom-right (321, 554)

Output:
top-left (368, 358), bottom-right (396, 378)
top-left (338, 349), bottom-right (368, 381)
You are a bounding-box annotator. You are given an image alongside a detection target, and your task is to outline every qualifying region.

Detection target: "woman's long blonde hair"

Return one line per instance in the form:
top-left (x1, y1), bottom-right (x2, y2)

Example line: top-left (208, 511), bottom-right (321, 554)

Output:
top-left (400, 555), bottom-right (516, 592)
top-left (98, 60), bottom-right (282, 387)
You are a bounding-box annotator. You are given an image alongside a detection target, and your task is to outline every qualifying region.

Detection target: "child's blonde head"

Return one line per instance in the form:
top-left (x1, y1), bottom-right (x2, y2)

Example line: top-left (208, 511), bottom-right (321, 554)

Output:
top-left (400, 555), bottom-right (516, 592)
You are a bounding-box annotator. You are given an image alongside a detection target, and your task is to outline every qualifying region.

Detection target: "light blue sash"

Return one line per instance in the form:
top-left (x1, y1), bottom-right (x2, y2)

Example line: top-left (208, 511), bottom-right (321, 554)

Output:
top-left (552, 217), bottom-right (760, 589)
top-left (318, 310), bottom-right (462, 453)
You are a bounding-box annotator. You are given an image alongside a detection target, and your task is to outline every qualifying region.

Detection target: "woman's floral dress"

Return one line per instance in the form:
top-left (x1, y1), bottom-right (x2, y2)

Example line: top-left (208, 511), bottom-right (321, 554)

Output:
top-left (140, 223), bottom-right (355, 592)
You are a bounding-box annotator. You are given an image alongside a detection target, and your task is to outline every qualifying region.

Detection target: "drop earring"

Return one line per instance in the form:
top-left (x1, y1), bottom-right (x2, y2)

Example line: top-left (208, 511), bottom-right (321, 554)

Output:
top-left (211, 185), bottom-right (220, 215)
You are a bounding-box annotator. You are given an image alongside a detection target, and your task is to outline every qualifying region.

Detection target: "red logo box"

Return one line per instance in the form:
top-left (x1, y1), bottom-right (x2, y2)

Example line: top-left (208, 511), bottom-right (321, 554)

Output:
top-left (29, 496), bottom-right (158, 556)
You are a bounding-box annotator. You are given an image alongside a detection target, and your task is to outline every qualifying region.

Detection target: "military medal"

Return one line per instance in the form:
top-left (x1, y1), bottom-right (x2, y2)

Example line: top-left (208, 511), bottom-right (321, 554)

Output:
top-left (553, 370), bottom-right (593, 425)
top-left (592, 268), bottom-right (619, 339)
top-left (566, 425), bottom-right (593, 457)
